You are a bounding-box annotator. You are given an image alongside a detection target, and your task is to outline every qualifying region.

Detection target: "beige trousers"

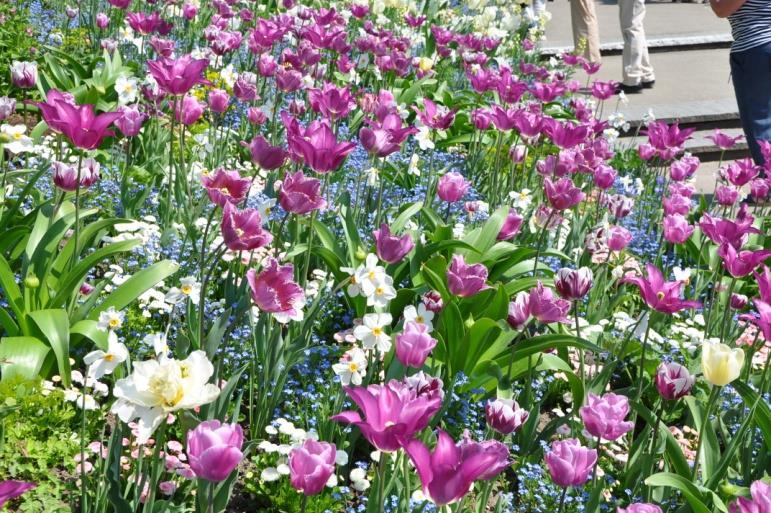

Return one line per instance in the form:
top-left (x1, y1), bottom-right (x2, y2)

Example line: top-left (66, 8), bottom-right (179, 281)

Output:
top-left (619, 0), bottom-right (655, 85)
top-left (571, 0), bottom-right (601, 63)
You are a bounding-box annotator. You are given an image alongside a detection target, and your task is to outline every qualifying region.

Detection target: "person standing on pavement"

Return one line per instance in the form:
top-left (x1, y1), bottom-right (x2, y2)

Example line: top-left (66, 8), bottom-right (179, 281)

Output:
top-left (710, 0), bottom-right (771, 164)
top-left (571, 0), bottom-right (602, 63)
top-left (618, 0), bottom-right (656, 93)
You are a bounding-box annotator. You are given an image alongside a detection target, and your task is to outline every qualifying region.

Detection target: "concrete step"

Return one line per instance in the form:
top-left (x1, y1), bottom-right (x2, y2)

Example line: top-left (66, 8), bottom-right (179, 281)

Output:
top-left (543, 34), bottom-right (731, 56)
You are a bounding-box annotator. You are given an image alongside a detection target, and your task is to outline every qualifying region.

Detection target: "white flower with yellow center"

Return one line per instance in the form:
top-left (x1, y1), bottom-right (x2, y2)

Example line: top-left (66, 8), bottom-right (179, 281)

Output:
top-left (354, 313), bottom-right (393, 353)
top-left (84, 331), bottom-right (129, 379)
top-left (353, 254), bottom-right (387, 296)
top-left (115, 75), bottom-right (138, 105)
top-left (361, 274), bottom-right (397, 309)
top-left (403, 304), bottom-right (434, 332)
top-left (332, 348), bottom-right (368, 386)
top-left (415, 126), bottom-right (434, 151)
top-left (165, 276), bottom-right (201, 305)
top-left (111, 351), bottom-right (220, 443)
top-left (1, 124), bottom-right (33, 154)
top-left (510, 188), bottom-right (532, 211)
top-left (97, 307), bottom-right (125, 331)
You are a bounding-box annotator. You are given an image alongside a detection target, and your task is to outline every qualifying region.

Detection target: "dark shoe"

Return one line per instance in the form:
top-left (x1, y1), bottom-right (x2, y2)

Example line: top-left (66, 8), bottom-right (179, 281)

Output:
top-left (616, 83), bottom-right (644, 94)
top-left (642, 80), bottom-right (655, 89)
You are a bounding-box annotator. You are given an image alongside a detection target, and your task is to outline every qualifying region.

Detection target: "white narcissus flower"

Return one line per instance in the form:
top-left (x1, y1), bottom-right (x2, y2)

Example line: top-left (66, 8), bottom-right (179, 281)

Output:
top-left (332, 348), bottom-right (368, 386)
top-left (361, 274), bottom-right (397, 309)
top-left (143, 332), bottom-right (169, 356)
top-left (354, 313), bottom-right (393, 353)
top-left (111, 351), bottom-right (220, 443)
top-left (165, 276), bottom-right (201, 305)
top-left (415, 126), bottom-right (434, 150)
top-left (701, 340), bottom-right (745, 387)
top-left (403, 304), bottom-right (434, 332)
top-left (353, 254), bottom-right (387, 295)
top-left (97, 307), bottom-right (125, 331)
top-left (1, 124), bottom-right (33, 154)
top-left (84, 331), bottom-right (129, 379)
top-left (115, 75), bottom-right (138, 105)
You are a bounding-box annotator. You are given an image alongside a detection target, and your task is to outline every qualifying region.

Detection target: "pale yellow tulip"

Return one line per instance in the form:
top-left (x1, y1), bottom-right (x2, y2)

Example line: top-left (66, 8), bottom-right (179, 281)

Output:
top-left (701, 340), bottom-right (745, 387)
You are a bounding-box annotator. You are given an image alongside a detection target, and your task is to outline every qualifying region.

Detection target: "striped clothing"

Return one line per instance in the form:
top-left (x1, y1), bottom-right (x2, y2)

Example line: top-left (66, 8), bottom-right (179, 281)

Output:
top-left (728, 0), bottom-right (771, 53)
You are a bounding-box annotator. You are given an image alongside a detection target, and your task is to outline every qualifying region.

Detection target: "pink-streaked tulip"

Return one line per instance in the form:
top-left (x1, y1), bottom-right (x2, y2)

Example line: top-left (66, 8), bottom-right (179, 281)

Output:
top-left (291, 122), bottom-right (356, 174)
top-left (288, 439), bottom-right (336, 496)
top-left (0, 481), bottom-right (36, 509)
top-left (186, 420), bottom-right (244, 482)
top-left (655, 362), bottom-right (695, 400)
top-left (279, 171), bottom-right (326, 215)
top-left (38, 92), bottom-right (121, 150)
top-left (715, 185), bottom-right (740, 207)
top-left (96, 13), bottom-right (109, 29)
top-left (0, 97), bottom-right (16, 121)
top-left (607, 194), bottom-right (635, 219)
top-left (544, 438), bottom-right (597, 487)
top-left (663, 214), bottom-right (694, 244)
top-left (729, 479), bottom-right (771, 513)
top-left (405, 430), bottom-right (509, 506)
top-left (147, 54), bottom-right (209, 96)
top-left (621, 264), bottom-right (701, 314)
top-left (52, 159), bottom-right (100, 191)
top-left (580, 392), bottom-right (634, 441)
top-left (413, 98), bottom-right (456, 130)
top-left (544, 177), bottom-right (585, 210)
top-left (497, 208), bottom-right (523, 240)
top-left (529, 281), bottom-right (570, 323)
top-left (373, 223), bottom-right (414, 264)
top-left (175, 94), bottom-right (204, 125)
top-left (114, 104), bottom-right (146, 137)
top-left (208, 89), bottom-right (230, 113)
top-left (331, 379), bottom-right (443, 452)
top-left (606, 225), bottom-right (633, 251)
top-left (246, 259), bottom-right (304, 320)
top-left (221, 202), bottom-right (273, 251)
top-left (507, 291), bottom-right (531, 329)
top-left (731, 293), bottom-right (748, 310)
top-left (707, 129), bottom-right (743, 150)
top-left (201, 168), bottom-right (250, 207)
top-left (423, 290), bottom-right (444, 313)
top-left (618, 504), bottom-right (664, 513)
top-left (395, 321), bottom-right (437, 368)
top-left (447, 254), bottom-right (489, 297)
top-left (718, 243), bottom-right (771, 278)
top-left (245, 135), bottom-right (287, 170)
top-left (10, 61), bottom-right (37, 89)
top-left (554, 267), bottom-right (593, 300)
top-left (485, 398), bottom-right (529, 435)
top-left (437, 172), bottom-right (469, 203)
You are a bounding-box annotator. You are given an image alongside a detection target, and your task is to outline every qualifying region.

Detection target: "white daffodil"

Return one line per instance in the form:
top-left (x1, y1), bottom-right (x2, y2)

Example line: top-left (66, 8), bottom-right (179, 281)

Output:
top-left (115, 75), bottom-right (138, 105)
top-left (510, 188), bottom-right (532, 211)
top-left (340, 266), bottom-right (362, 297)
top-left (84, 331), bottom-right (129, 379)
top-left (403, 304), bottom-right (434, 332)
top-left (354, 254), bottom-right (387, 294)
top-left (366, 167), bottom-right (379, 187)
top-left (111, 351), bottom-right (220, 443)
top-left (64, 389), bottom-right (98, 410)
top-left (332, 348), bottom-right (368, 386)
top-left (361, 274), bottom-right (397, 309)
top-left (408, 154), bottom-right (420, 176)
top-left (354, 313), bottom-right (393, 353)
top-left (165, 276), bottom-right (201, 305)
top-left (415, 126), bottom-right (434, 150)
top-left (1, 124), bottom-right (33, 154)
top-left (97, 307), bottom-right (125, 331)
top-left (144, 332), bottom-right (170, 356)
top-left (256, 198), bottom-right (277, 224)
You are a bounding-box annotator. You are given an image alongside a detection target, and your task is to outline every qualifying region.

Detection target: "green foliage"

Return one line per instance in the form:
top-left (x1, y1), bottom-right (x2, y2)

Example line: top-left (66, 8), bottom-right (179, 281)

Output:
top-left (0, 3), bottom-right (38, 95)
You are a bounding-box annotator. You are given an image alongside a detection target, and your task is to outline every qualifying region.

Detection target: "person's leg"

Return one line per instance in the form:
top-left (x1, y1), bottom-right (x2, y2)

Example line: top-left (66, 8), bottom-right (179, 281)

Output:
top-left (619, 0), bottom-right (653, 86)
top-left (730, 44), bottom-right (771, 165)
top-left (533, 0), bottom-right (547, 17)
top-left (571, 0), bottom-right (601, 63)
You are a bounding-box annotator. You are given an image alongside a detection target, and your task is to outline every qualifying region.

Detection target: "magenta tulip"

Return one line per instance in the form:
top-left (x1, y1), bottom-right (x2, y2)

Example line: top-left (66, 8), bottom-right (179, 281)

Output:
top-left (663, 214), bottom-right (694, 244)
top-left (373, 223), bottom-right (414, 264)
top-left (621, 264), bottom-right (701, 314)
top-left (0, 481), bottom-right (35, 509)
top-left (186, 420), bottom-right (244, 482)
top-left (544, 438), bottom-right (597, 487)
top-left (245, 135), bottom-right (287, 171)
top-left (221, 202), bottom-right (273, 251)
top-left (497, 208), bottom-right (523, 240)
top-left (606, 225), bottom-right (633, 251)
top-left (718, 243), bottom-right (771, 278)
top-left (580, 393), bottom-right (634, 441)
top-left (147, 54), bottom-right (209, 95)
top-left (485, 398), bottom-right (529, 435)
top-left (290, 122), bottom-right (355, 174)
top-left (507, 291), bottom-right (531, 329)
top-left (395, 321), bottom-right (437, 368)
top-left (655, 362), bottom-right (694, 401)
top-left (437, 172), bottom-right (469, 203)
top-left (529, 281), bottom-right (570, 324)
top-left (544, 177), bottom-right (585, 210)
top-left (175, 94), bottom-right (204, 125)
top-left (413, 98), bottom-right (456, 130)
top-left (288, 439), bottom-right (336, 496)
top-left (618, 504), bottom-right (664, 513)
top-left (246, 259), bottom-right (304, 320)
top-left (201, 168), bottom-right (250, 207)
top-left (38, 91), bottom-right (121, 150)
top-left (208, 89), bottom-right (230, 113)
top-left (447, 254), bottom-right (489, 297)
top-left (731, 479), bottom-right (771, 513)
top-left (279, 171), bottom-right (326, 215)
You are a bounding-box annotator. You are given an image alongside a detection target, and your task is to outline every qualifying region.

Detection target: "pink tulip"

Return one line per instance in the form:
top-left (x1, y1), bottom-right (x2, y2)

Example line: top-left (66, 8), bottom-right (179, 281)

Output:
top-left (593, 163), bottom-right (617, 189)
top-left (606, 225), bottom-right (633, 251)
top-left (373, 223), bottom-right (414, 264)
top-left (699, 209), bottom-right (759, 249)
top-left (655, 362), bottom-right (694, 400)
top-left (437, 172), bottom-right (469, 203)
top-left (245, 135), bottom-right (287, 170)
top-left (290, 121), bottom-right (355, 174)
top-left (201, 168), bottom-right (250, 207)
top-left (670, 155), bottom-right (700, 182)
top-left (186, 420), bottom-right (244, 482)
top-left (590, 80), bottom-right (617, 100)
top-left (279, 171), bottom-right (326, 215)
top-left (233, 72), bottom-right (258, 102)
top-left (554, 267), bottom-right (593, 300)
top-left (529, 281), bottom-right (570, 324)
top-left (544, 177), bottom-right (584, 210)
top-left (724, 158), bottom-right (759, 187)
top-left (0, 481), bottom-right (35, 509)
top-left (729, 480), bottom-right (771, 513)
top-left (10, 61), bottom-right (37, 89)
top-left (246, 107), bottom-right (267, 125)
top-left (147, 54), bottom-right (209, 95)
top-left (507, 291), bottom-right (531, 329)
top-left (544, 438), bottom-right (597, 487)
top-left (663, 214), bottom-right (694, 244)
top-left (544, 120), bottom-right (590, 149)
top-left (715, 184), bottom-right (740, 207)
top-left (288, 439), bottom-right (336, 496)
top-left (497, 208), bottom-right (523, 240)
top-left (718, 243), bottom-right (771, 278)
top-left (750, 178), bottom-right (770, 201)
top-left (246, 259), bottom-right (304, 319)
top-left (37, 90), bottom-right (120, 150)
top-left (447, 254), bottom-right (489, 297)
top-left (395, 321), bottom-right (437, 368)
top-left (663, 194), bottom-right (691, 216)
top-left (706, 129), bottom-right (743, 150)
top-left (638, 143), bottom-right (656, 161)
top-left (331, 379), bottom-right (443, 452)
top-left (580, 392), bottom-right (634, 441)
top-left (413, 98), bottom-right (455, 130)
top-left (757, 266), bottom-right (771, 303)
top-left (175, 94), bottom-right (204, 125)
top-left (485, 398), bottom-right (529, 435)
top-left (208, 89), bottom-right (230, 113)
top-left (114, 104), bottom-right (146, 137)
top-left (221, 203), bottom-right (273, 251)
top-left (182, 2), bottom-right (197, 19)
top-left (621, 264), bottom-right (701, 314)
top-left (405, 430), bottom-right (509, 506)
top-left (618, 504), bottom-right (664, 513)
top-left (96, 13), bottom-right (110, 29)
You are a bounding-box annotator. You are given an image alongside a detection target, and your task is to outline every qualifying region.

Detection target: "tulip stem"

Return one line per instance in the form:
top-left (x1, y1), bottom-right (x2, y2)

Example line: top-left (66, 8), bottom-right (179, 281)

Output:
top-left (555, 487), bottom-right (568, 513)
top-left (718, 277), bottom-right (737, 345)
top-left (643, 400), bottom-right (665, 501)
top-left (208, 483), bottom-right (215, 513)
top-left (634, 314), bottom-right (653, 402)
top-left (376, 453), bottom-right (387, 513)
top-left (691, 385), bottom-right (720, 480)
top-left (532, 211), bottom-right (555, 276)
top-left (299, 495), bottom-right (308, 513)
top-left (72, 154), bottom-right (83, 273)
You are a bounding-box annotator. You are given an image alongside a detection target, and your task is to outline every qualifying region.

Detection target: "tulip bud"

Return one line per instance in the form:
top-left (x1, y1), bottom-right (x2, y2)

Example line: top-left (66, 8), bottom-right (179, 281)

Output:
top-left (654, 362), bottom-right (694, 400)
top-left (395, 321), bottom-right (437, 368)
top-left (485, 398), bottom-right (528, 434)
top-left (730, 293), bottom-right (748, 310)
top-left (701, 340), bottom-right (745, 386)
top-left (186, 420), bottom-right (244, 482)
top-left (24, 274), bottom-right (40, 288)
top-left (554, 267), bottom-right (593, 300)
top-left (289, 439), bottom-right (336, 496)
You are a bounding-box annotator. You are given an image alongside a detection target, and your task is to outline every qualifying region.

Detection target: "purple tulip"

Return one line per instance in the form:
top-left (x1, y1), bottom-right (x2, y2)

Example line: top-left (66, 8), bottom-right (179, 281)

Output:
top-left (331, 379), bottom-right (443, 452)
top-left (38, 90), bottom-right (121, 150)
top-left (663, 214), bottom-right (694, 245)
top-left (182, 2), bottom-right (197, 19)
top-left (395, 321), bottom-right (437, 368)
top-left (447, 254), bottom-right (489, 297)
top-left (750, 178), bottom-right (770, 201)
top-left (0, 481), bottom-right (35, 509)
top-left (497, 208), bottom-right (523, 240)
top-left (699, 208), bottom-right (759, 249)
top-left (718, 243), bottom-right (771, 279)
top-left (290, 121), bottom-right (356, 174)
top-left (405, 430), bottom-right (509, 506)
top-left (593, 163), bottom-right (617, 189)
top-left (114, 104), bottom-right (147, 137)
top-left (621, 264), bottom-right (701, 314)
top-left (289, 439), bottom-right (337, 496)
top-left (147, 54), bottom-right (209, 96)
top-left (618, 504), bottom-right (664, 513)
top-left (554, 267), bottom-right (593, 301)
top-left (529, 281), bottom-right (570, 324)
top-left (485, 398), bottom-right (529, 435)
top-left (246, 259), bottom-right (304, 320)
top-left (359, 113), bottom-right (417, 157)
top-left (186, 420), bottom-right (244, 482)
top-left (373, 223), bottom-right (414, 264)
top-left (730, 479), bottom-right (771, 513)
top-left (606, 225), bottom-right (633, 251)
top-left (221, 202), bottom-right (273, 251)
top-left (655, 362), bottom-right (694, 401)
top-left (175, 94), bottom-right (204, 125)
top-left (208, 88), bottom-right (230, 113)
top-left (507, 291), bottom-right (531, 329)
top-left (107, 0), bottom-right (131, 8)
top-left (10, 61), bottom-right (37, 89)
top-left (278, 171), bottom-right (326, 215)
top-left (244, 135), bottom-right (287, 171)
top-left (149, 36), bottom-right (175, 57)
top-left (233, 72), bottom-right (258, 102)
top-left (201, 168), bottom-right (250, 207)
top-left (309, 83), bottom-right (355, 120)
top-left (580, 393), bottom-right (634, 441)
top-left (544, 438), bottom-right (597, 487)
top-left (731, 293), bottom-right (748, 310)
top-left (413, 98), bottom-right (456, 130)
top-left (437, 172), bottom-right (469, 203)
top-left (544, 177), bottom-right (584, 210)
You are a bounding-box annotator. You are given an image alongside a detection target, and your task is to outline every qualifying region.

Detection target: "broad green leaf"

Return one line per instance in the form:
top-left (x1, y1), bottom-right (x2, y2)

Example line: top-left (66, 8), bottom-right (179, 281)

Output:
top-left (28, 309), bottom-right (71, 387)
top-left (645, 473), bottom-right (711, 513)
top-left (733, 381), bottom-right (771, 451)
top-left (70, 320), bottom-right (110, 350)
top-left (0, 336), bottom-right (50, 382)
top-left (391, 202), bottom-right (423, 233)
top-left (686, 395), bottom-right (720, 481)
